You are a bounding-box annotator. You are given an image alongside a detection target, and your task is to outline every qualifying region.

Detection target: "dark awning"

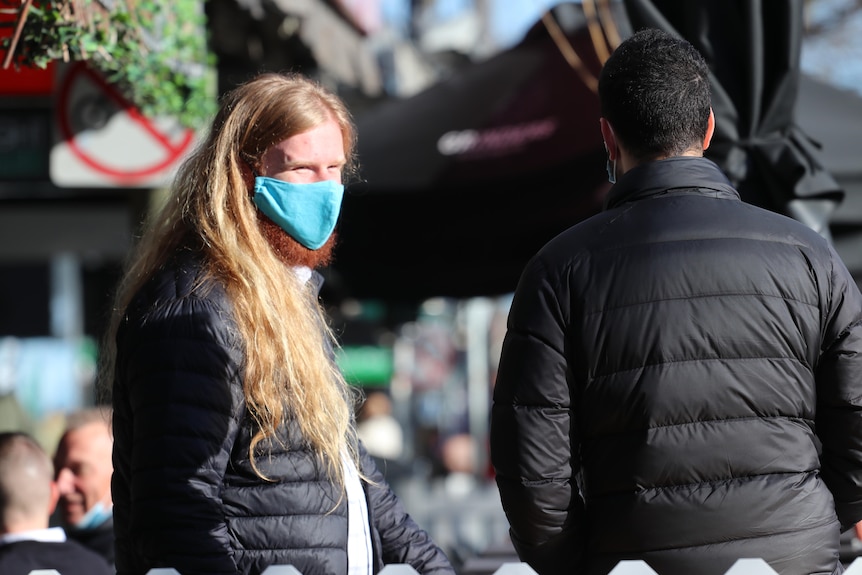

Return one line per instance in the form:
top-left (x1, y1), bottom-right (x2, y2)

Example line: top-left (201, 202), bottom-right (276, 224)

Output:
top-left (622, 0), bottom-right (844, 238)
top-left (325, 1), bottom-right (856, 303)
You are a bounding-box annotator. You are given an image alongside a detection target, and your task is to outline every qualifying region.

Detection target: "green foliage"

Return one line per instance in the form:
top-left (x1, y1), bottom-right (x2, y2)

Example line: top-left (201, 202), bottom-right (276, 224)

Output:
top-left (2, 0), bottom-right (217, 129)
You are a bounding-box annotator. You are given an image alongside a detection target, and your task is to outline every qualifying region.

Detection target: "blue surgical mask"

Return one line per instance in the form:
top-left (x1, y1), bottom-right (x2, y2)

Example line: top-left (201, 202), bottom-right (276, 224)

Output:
top-left (253, 176), bottom-right (345, 250)
top-left (75, 501), bottom-right (112, 530)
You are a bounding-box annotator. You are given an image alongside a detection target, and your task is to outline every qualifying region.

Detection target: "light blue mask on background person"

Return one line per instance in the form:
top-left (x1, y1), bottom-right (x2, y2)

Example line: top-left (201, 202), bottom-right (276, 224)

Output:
top-left (74, 501), bottom-right (113, 530)
top-left (253, 176), bottom-right (345, 250)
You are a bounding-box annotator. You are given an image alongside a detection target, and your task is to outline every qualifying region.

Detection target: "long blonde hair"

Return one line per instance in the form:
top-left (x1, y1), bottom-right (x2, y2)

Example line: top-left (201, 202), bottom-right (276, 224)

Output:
top-left (102, 73), bottom-right (359, 485)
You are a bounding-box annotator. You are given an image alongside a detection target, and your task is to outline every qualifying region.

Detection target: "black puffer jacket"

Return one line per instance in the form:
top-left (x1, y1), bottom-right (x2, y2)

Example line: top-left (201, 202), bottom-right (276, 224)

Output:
top-left (112, 250), bottom-right (453, 575)
top-left (491, 157), bottom-right (862, 575)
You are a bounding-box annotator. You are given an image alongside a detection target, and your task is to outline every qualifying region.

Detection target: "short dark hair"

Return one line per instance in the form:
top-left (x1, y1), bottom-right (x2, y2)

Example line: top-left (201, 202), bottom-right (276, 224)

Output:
top-left (598, 28), bottom-right (712, 161)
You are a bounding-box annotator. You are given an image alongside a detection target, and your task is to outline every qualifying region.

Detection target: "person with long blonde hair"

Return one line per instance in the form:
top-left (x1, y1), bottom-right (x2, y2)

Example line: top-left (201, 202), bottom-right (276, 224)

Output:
top-left (105, 72), bottom-right (453, 575)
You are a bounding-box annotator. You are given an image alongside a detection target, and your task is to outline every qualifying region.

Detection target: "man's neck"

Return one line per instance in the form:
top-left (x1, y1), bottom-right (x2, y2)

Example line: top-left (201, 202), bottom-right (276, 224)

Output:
top-left (1, 519), bottom-right (48, 535)
top-left (620, 148), bottom-right (704, 177)
top-left (0, 525), bottom-right (65, 545)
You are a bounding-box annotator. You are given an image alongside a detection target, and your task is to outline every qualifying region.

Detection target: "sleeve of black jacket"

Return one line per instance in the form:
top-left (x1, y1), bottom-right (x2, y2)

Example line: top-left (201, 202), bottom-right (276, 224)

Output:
top-left (113, 293), bottom-right (242, 574)
top-left (490, 255), bottom-right (586, 574)
top-left (815, 245), bottom-right (862, 532)
top-left (359, 443), bottom-right (455, 574)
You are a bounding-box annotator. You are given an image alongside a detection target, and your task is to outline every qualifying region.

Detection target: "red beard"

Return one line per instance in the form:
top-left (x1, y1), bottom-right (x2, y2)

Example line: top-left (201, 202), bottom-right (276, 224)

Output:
top-left (257, 213), bottom-right (337, 269)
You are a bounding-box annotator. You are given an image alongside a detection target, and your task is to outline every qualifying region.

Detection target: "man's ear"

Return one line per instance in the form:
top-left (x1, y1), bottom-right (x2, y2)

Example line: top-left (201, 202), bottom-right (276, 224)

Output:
top-left (703, 108), bottom-right (716, 151)
top-left (600, 118), bottom-right (618, 161)
top-left (47, 480), bottom-right (60, 516)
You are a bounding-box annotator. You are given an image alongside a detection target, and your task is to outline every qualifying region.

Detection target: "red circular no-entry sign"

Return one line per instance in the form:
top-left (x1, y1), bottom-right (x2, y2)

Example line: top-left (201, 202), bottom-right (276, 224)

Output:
top-left (52, 62), bottom-right (196, 187)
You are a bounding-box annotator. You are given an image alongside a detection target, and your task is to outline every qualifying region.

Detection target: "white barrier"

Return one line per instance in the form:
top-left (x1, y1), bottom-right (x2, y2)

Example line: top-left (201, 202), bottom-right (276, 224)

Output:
top-left (491, 564), bottom-right (538, 575)
top-left (603, 558), bottom-right (862, 575)
top-left (607, 561), bottom-right (659, 575)
top-left (26, 557), bottom-right (862, 575)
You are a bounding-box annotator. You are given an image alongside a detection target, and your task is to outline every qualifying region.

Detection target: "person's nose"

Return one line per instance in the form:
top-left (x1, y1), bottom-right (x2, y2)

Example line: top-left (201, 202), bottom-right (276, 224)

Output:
top-left (55, 468), bottom-right (75, 494)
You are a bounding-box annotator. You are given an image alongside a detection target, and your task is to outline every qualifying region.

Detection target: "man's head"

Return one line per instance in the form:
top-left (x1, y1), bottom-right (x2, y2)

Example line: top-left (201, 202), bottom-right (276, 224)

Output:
top-left (54, 407), bottom-right (113, 529)
top-left (598, 28), bottom-right (713, 168)
top-left (225, 72), bottom-right (356, 177)
top-left (0, 432), bottom-right (56, 533)
top-left (188, 72), bottom-right (357, 269)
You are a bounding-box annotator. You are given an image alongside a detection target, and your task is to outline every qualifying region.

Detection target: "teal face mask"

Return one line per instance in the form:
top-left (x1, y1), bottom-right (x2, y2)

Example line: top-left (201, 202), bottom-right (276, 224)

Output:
top-left (75, 501), bottom-right (112, 530)
top-left (252, 176), bottom-right (345, 250)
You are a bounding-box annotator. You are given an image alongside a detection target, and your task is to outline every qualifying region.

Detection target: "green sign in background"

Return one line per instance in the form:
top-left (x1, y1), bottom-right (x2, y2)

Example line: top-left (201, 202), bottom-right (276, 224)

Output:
top-left (336, 345), bottom-right (394, 387)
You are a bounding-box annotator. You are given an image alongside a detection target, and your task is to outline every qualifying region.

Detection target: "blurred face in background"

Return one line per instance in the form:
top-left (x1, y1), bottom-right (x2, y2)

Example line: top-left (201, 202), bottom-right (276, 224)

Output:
top-left (54, 421), bottom-right (113, 526)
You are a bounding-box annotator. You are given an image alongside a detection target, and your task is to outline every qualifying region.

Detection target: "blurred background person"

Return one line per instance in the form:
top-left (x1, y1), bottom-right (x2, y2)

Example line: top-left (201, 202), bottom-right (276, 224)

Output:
top-left (53, 406), bottom-right (114, 566)
top-left (439, 433), bottom-right (478, 498)
top-left (356, 390), bottom-right (404, 462)
top-left (356, 389), bottom-right (411, 488)
top-left (0, 431), bottom-right (112, 575)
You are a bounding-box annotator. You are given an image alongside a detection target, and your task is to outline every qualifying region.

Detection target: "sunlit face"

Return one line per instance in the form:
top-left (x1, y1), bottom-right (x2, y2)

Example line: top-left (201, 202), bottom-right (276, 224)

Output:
top-left (54, 422), bottom-right (113, 526)
top-left (259, 118), bottom-right (346, 184)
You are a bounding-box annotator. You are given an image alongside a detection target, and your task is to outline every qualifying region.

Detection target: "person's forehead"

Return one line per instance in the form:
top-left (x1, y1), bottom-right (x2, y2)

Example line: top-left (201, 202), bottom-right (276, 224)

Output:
top-left (59, 423), bottom-right (112, 458)
top-left (267, 120), bottom-right (346, 162)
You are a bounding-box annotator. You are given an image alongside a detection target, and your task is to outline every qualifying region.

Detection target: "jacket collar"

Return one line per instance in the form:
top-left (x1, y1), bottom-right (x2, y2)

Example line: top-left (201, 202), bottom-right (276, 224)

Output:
top-left (604, 156), bottom-right (740, 211)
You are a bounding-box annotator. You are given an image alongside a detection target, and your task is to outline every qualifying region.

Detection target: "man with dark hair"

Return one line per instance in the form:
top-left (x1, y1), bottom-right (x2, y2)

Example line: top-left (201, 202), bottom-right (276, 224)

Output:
top-left (0, 432), bottom-right (112, 575)
top-left (490, 28), bottom-right (862, 575)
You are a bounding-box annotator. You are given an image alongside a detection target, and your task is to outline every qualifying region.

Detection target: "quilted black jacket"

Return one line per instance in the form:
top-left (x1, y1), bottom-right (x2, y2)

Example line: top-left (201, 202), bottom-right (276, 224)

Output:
top-left (112, 250), bottom-right (453, 575)
top-left (491, 157), bottom-right (862, 575)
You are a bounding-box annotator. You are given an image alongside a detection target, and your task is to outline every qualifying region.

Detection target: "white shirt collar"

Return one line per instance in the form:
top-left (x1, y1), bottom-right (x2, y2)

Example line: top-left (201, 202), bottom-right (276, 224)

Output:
top-left (0, 526), bottom-right (66, 546)
top-left (293, 266), bottom-right (313, 285)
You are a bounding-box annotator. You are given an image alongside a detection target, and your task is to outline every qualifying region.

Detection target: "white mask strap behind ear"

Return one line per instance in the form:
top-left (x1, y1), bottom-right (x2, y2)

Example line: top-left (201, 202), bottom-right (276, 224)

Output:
top-left (602, 118), bottom-right (618, 185)
top-left (604, 142), bottom-right (617, 184)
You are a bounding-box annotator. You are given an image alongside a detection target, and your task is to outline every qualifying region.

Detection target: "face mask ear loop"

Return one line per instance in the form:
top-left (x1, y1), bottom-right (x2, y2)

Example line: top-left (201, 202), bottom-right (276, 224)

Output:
top-left (603, 122), bottom-right (619, 185)
top-left (605, 144), bottom-right (617, 185)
